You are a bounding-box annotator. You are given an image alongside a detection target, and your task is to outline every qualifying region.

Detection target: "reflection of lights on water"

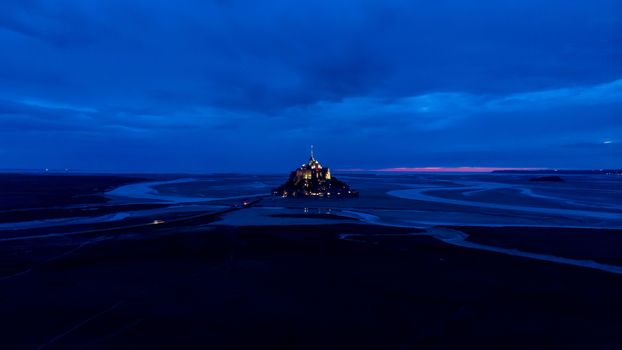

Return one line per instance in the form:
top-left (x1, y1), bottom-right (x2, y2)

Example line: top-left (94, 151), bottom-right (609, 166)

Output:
top-left (302, 207), bottom-right (335, 215)
top-left (603, 140), bottom-right (613, 144)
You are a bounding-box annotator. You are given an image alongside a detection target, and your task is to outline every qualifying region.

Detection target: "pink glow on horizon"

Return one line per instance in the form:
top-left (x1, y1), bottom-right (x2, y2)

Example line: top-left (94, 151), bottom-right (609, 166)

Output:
top-left (374, 167), bottom-right (545, 173)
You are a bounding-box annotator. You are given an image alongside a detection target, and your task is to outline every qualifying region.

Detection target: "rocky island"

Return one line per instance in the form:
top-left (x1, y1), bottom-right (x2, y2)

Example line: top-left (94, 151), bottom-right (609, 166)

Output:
top-left (273, 146), bottom-right (358, 197)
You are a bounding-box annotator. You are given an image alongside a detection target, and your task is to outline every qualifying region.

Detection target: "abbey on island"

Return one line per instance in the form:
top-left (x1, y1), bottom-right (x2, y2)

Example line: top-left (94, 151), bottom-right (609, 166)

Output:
top-left (273, 146), bottom-right (358, 198)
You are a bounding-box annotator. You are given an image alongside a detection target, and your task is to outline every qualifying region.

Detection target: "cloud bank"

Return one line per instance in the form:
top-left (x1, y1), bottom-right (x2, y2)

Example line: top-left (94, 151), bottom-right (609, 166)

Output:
top-left (0, 0), bottom-right (621, 171)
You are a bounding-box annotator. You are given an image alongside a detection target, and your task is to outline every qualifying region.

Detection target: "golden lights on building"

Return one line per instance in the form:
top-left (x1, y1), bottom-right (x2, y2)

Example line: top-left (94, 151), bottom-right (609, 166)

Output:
top-left (273, 145), bottom-right (358, 198)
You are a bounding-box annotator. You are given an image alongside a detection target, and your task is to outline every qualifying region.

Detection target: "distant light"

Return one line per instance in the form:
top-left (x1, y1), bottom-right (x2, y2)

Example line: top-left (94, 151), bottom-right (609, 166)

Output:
top-left (603, 140), bottom-right (613, 144)
top-left (375, 166), bottom-right (544, 173)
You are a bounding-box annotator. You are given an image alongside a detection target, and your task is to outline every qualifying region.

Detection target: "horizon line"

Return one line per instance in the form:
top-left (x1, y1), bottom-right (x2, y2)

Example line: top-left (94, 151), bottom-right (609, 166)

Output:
top-left (371, 167), bottom-right (546, 173)
top-left (0, 166), bottom-right (620, 175)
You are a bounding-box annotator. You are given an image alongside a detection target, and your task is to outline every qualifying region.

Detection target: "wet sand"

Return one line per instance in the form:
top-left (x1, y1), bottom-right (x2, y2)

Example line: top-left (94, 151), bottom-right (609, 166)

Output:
top-left (3, 222), bottom-right (622, 349)
top-left (2, 173), bottom-right (622, 349)
top-left (458, 225), bottom-right (622, 265)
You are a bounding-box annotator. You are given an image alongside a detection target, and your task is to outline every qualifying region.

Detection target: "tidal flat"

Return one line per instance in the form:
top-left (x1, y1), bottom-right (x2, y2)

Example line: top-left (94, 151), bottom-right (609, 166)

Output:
top-left (1, 172), bottom-right (621, 349)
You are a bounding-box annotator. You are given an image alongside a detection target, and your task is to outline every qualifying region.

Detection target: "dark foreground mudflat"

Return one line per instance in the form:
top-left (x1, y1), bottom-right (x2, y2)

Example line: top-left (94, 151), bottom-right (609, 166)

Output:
top-left (459, 226), bottom-right (622, 265)
top-left (2, 222), bottom-right (622, 350)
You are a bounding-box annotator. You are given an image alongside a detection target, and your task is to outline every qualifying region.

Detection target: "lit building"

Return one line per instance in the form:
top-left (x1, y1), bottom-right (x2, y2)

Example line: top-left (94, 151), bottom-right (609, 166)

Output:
top-left (273, 146), bottom-right (358, 198)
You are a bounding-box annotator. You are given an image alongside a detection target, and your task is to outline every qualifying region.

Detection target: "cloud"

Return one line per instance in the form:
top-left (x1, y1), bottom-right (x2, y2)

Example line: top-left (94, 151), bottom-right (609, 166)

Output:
top-left (485, 79), bottom-right (622, 111)
top-left (0, 0), bottom-right (621, 170)
top-left (1, 0), bottom-right (622, 112)
top-left (277, 78), bottom-right (622, 134)
top-left (0, 97), bottom-right (196, 134)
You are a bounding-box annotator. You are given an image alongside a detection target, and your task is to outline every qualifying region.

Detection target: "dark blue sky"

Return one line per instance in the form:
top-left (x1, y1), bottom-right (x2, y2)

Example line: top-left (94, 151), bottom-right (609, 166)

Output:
top-left (1, 0), bottom-right (621, 172)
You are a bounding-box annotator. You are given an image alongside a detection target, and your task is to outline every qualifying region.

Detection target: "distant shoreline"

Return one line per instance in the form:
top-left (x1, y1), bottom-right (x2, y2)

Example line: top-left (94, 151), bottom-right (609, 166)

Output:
top-left (1, 168), bottom-right (621, 176)
top-left (492, 169), bottom-right (622, 175)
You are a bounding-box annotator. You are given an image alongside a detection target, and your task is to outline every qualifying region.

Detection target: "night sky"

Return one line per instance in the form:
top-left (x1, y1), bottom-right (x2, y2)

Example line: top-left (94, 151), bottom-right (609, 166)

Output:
top-left (1, 0), bottom-right (621, 172)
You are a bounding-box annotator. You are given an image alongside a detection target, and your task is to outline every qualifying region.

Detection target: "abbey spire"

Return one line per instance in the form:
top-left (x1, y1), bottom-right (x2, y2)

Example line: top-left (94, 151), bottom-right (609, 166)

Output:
top-left (273, 147), bottom-right (358, 198)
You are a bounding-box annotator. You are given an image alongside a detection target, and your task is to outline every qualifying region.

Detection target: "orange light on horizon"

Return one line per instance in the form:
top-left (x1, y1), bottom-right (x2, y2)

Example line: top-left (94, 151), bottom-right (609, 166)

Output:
top-left (374, 167), bottom-right (545, 173)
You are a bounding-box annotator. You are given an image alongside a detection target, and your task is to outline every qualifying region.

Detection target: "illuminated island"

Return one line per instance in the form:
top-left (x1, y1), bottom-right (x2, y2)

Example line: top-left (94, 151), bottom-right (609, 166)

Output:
top-left (273, 146), bottom-right (359, 198)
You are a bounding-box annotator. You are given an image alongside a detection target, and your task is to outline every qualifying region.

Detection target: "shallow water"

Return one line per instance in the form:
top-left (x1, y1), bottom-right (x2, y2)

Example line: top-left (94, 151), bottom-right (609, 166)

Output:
top-left (101, 173), bottom-right (622, 228)
top-left (2, 172), bottom-right (621, 238)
